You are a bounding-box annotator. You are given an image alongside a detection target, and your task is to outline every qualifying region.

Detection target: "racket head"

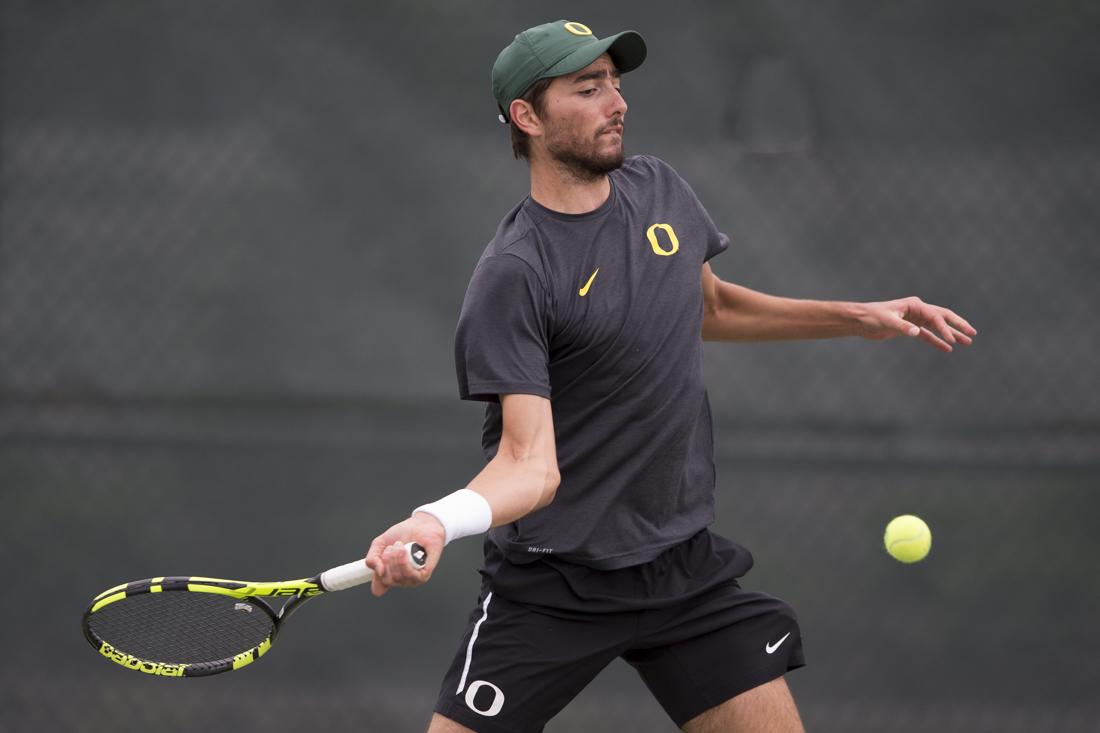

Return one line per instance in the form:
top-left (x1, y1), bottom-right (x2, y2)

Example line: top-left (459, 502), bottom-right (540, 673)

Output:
top-left (82, 576), bottom-right (318, 677)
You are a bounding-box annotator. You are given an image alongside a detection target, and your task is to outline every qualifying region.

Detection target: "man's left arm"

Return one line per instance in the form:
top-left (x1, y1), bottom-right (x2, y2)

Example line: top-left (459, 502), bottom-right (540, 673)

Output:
top-left (700, 263), bottom-right (976, 352)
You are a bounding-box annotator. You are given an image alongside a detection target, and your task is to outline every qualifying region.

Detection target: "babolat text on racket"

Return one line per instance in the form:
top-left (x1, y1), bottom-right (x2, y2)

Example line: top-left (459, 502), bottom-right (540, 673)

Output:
top-left (82, 542), bottom-right (427, 677)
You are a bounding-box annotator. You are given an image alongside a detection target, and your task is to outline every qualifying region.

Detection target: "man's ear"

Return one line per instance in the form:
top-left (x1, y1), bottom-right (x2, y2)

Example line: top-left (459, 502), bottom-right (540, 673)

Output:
top-left (510, 99), bottom-right (542, 138)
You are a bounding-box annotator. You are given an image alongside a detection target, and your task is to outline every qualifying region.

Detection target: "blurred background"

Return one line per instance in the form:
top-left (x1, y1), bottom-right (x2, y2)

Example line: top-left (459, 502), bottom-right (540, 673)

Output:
top-left (2, 1), bottom-right (1098, 731)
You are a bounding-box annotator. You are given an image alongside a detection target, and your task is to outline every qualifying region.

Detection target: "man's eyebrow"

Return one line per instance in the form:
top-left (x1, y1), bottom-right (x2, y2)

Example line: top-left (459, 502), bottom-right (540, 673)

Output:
top-left (571, 69), bottom-right (621, 84)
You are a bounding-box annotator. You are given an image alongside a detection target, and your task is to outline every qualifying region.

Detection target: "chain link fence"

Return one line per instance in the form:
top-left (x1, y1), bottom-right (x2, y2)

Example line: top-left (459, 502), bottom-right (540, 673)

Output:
top-left (3, 1), bottom-right (1098, 731)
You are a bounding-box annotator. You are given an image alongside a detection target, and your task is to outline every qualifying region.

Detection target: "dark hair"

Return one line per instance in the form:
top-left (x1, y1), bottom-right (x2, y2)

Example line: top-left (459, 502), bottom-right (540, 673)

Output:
top-left (509, 78), bottom-right (553, 160)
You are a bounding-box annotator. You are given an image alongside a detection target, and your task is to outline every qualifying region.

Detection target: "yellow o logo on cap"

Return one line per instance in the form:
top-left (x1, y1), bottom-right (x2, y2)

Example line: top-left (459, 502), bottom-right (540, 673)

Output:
top-left (563, 22), bottom-right (593, 36)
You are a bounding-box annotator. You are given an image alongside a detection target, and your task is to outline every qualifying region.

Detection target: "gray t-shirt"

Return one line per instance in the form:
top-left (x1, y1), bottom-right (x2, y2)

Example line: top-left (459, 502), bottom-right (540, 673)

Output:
top-left (455, 155), bottom-right (729, 570)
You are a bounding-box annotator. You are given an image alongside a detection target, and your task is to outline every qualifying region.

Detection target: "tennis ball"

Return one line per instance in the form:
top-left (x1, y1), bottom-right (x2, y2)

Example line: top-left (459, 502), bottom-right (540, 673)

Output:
top-left (884, 514), bottom-right (931, 563)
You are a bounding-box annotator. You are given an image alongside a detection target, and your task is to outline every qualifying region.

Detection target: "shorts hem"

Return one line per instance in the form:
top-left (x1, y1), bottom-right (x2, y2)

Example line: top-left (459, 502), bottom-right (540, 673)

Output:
top-left (669, 656), bottom-right (806, 727)
top-left (435, 698), bottom-right (536, 733)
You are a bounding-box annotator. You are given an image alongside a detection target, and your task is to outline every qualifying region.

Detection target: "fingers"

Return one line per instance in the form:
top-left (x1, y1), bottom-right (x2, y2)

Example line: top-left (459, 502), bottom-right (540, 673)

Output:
top-left (367, 538), bottom-right (431, 597)
top-left (365, 539), bottom-right (390, 597)
top-left (904, 300), bottom-right (977, 351)
top-left (948, 325), bottom-right (974, 347)
top-left (929, 311), bottom-right (977, 347)
top-left (890, 315), bottom-right (920, 339)
top-left (929, 313), bottom-right (956, 346)
top-left (925, 313), bottom-right (971, 346)
top-left (943, 307), bottom-right (977, 338)
top-left (917, 326), bottom-right (954, 353)
top-left (364, 514), bottom-right (444, 597)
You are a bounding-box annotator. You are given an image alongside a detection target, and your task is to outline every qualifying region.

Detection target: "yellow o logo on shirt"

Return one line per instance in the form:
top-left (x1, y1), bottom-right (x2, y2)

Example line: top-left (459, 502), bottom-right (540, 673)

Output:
top-left (563, 22), bottom-right (593, 36)
top-left (646, 223), bottom-right (680, 256)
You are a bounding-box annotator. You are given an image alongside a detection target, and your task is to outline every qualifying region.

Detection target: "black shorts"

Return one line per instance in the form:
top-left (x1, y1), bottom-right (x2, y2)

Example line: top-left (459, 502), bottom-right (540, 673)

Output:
top-left (433, 535), bottom-right (805, 732)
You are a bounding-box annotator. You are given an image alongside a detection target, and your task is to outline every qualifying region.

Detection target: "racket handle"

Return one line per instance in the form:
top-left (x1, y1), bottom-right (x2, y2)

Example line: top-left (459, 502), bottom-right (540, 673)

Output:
top-left (319, 542), bottom-right (427, 592)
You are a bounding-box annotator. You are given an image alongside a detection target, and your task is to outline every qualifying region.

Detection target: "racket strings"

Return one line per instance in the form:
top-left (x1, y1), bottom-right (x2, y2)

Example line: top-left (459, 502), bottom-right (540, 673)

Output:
top-left (88, 592), bottom-right (275, 664)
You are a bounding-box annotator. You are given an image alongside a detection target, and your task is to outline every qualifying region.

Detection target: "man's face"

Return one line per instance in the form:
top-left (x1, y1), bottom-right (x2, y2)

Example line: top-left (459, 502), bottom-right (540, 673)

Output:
top-left (538, 54), bottom-right (628, 179)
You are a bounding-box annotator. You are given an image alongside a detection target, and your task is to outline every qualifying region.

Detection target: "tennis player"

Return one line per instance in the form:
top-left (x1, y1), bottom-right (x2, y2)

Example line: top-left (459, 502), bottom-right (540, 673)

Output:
top-left (366, 20), bottom-right (976, 733)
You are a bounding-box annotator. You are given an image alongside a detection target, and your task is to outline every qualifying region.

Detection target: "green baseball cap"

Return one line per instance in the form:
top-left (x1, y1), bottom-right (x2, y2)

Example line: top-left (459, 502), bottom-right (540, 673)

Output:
top-left (492, 20), bottom-right (647, 123)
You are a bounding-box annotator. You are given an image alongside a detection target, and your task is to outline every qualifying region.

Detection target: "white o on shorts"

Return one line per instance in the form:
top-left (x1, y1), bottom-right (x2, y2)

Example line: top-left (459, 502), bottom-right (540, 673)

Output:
top-left (464, 680), bottom-right (505, 717)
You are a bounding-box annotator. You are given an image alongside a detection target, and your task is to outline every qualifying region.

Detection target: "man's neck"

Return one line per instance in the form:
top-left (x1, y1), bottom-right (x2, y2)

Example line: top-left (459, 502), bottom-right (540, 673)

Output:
top-left (528, 157), bottom-right (612, 215)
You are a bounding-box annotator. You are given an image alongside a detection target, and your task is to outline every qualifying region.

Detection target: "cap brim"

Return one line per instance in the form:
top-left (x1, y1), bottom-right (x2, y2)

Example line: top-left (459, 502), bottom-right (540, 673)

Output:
top-left (543, 30), bottom-right (647, 80)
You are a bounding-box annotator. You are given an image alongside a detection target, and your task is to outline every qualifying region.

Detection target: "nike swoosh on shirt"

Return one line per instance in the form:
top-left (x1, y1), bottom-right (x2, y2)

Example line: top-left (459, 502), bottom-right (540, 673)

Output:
top-left (578, 268), bottom-right (599, 297)
top-left (765, 632), bottom-right (791, 654)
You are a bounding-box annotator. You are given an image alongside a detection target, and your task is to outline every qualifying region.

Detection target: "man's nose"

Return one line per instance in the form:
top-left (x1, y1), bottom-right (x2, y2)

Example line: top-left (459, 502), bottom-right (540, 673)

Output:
top-left (603, 85), bottom-right (627, 118)
top-left (609, 89), bottom-right (628, 118)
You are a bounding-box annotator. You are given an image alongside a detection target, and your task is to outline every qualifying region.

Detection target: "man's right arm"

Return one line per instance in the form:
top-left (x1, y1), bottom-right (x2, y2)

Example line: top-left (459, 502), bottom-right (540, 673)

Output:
top-left (463, 393), bottom-right (560, 523)
top-left (365, 393), bottom-right (559, 596)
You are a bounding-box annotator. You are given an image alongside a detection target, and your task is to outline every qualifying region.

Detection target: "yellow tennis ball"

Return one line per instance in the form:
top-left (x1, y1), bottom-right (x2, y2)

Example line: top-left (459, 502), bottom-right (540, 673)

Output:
top-left (884, 514), bottom-right (931, 563)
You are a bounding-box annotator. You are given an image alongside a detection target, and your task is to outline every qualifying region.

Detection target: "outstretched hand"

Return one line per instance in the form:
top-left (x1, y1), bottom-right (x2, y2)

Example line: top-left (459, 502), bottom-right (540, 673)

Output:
top-left (857, 296), bottom-right (976, 352)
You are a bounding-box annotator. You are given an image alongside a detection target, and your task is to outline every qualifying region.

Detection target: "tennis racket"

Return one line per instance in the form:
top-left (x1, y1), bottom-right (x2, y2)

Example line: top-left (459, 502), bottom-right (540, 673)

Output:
top-left (82, 542), bottom-right (427, 678)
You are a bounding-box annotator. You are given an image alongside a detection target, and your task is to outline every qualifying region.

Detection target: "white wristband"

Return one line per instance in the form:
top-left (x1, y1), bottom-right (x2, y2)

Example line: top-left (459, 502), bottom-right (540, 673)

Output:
top-left (413, 488), bottom-right (492, 546)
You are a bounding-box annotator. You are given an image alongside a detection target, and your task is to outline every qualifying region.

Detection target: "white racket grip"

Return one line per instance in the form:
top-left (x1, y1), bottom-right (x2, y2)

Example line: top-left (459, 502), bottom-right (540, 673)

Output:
top-left (319, 542), bottom-right (427, 592)
top-left (319, 559), bottom-right (373, 592)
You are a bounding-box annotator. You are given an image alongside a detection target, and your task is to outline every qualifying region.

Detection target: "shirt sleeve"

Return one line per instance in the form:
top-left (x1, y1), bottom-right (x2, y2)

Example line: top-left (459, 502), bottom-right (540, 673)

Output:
top-left (454, 253), bottom-right (551, 402)
top-left (644, 155), bottom-right (730, 263)
top-left (700, 203), bottom-right (730, 262)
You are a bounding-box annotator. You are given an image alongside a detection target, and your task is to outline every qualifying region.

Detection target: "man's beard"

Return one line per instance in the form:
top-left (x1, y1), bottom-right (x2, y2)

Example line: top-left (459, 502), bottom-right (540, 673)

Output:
top-left (545, 121), bottom-right (625, 182)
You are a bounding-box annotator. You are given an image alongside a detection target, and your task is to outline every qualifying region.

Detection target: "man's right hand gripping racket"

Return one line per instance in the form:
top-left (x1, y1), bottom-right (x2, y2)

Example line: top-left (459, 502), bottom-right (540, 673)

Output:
top-left (82, 542), bottom-right (427, 677)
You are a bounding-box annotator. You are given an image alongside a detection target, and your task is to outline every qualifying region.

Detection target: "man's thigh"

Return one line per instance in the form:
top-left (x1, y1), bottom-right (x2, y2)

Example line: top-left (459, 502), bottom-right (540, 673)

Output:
top-left (427, 712), bottom-right (477, 733)
top-left (623, 585), bottom-right (805, 728)
top-left (682, 676), bottom-right (804, 733)
top-left (432, 591), bottom-right (633, 733)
